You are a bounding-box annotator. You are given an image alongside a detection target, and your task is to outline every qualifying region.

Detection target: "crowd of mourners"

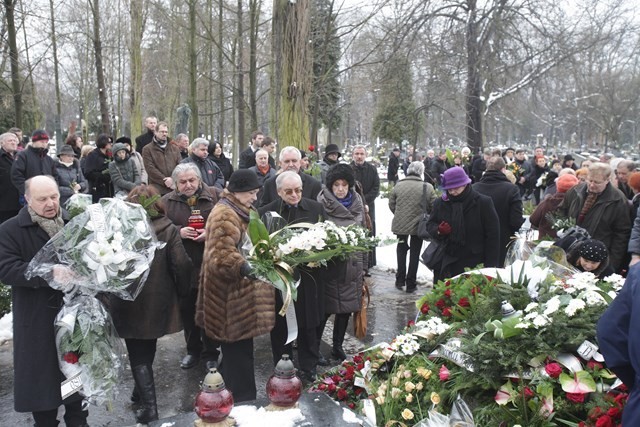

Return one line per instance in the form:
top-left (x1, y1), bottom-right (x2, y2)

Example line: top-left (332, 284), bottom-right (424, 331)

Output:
top-left (2, 118), bottom-right (640, 425)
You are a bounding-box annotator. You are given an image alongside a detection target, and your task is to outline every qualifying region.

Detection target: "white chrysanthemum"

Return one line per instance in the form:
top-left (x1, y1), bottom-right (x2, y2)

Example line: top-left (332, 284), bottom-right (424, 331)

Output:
top-left (531, 314), bottom-right (550, 328)
top-left (565, 299), bottom-right (586, 317)
top-left (524, 311), bottom-right (539, 321)
top-left (515, 322), bottom-right (531, 329)
top-left (566, 272), bottom-right (598, 291)
top-left (603, 274), bottom-right (625, 291)
top-left (415, 317), bottom-right (451, 336)
top-left (524, 302), bottom-right (539, 313)
top-left (390, 333), bottom-right (420, 355)
top-left (607, 291), bottom-right (617, 300)
top-left (543, 296), bottom-right (561, 316)
top-left (583, 290), bottom-right (606, 306)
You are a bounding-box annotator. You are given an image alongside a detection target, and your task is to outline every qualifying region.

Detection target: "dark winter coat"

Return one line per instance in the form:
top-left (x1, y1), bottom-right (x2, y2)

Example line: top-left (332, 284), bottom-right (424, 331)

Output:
top-left (430, 158), bottom-right (448, 186)
top-left (0, 207), bottom-right (78, 412)
top-left (134, 129), bottom-right (155, 154)
top-left (389, 175), bottom-right (436, 236)
top-left (473, 170), bottom-right (524, 266)
top-left (470, 157), bottom-right (486, 183)
top-left (108, 153), bottom-right (141, 195)
top-left (425, 187), bottom-right (500, 282)
top-left (163, 185), bottom-right (220, 288)
top-left (597, 265), bottom-right (640, 426)
top-left (529, 191), bottom-right (567, 240)
top-left (11, 145), bottom-right (57, 195)
top-left (317, 187), bottom-right (365, 314)
top-left (387, 155), bottom-right (400, 183)
top-left (83, 148), bottom-right (114, 202)
top-left (142, 139), bottom-right (182, 195)
top-left (211, 154), bottom-right (234, 183)
top-left (54, 159), bottom-right (88, 205)
top-left (196, 192), bottom-right (275, 342)
top-left (249, 165), bottom-right (276, 207)
top-left (238, 145), bottom-right (258, 169)
top-left (259, 172), bottom-right (322, 207)
top-left (259, 197), bottom-right (327, 328)
top-left (109, 215), bottom-right (192, 339)
top-left (181, 154), bottom-right (225, 190)
top-left (559, 182), bottom-right (631, 270)
top-left (0, 148), bottom-right (21, 215)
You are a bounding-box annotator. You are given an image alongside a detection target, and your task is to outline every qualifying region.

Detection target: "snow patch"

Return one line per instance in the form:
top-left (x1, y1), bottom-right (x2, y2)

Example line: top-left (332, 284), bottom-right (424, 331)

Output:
top-left (0, 312), bottom-right (12, 344)
top-left (229, 405), bottom-right (305, 427)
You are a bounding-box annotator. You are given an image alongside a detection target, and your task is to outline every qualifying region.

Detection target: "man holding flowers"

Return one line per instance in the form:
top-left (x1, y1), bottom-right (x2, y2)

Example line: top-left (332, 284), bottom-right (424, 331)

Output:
top-left (0, 176), bottom-right (89, 426)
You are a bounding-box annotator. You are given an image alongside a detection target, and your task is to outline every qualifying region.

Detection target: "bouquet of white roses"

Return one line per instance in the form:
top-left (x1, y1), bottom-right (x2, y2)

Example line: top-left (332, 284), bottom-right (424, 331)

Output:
top-left (245, 210), bottom-right (380, 314)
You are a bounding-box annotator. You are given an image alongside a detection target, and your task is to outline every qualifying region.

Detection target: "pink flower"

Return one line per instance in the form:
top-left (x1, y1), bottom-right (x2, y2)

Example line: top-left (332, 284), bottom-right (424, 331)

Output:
top-left (439, 365), bottom-right (450, 381)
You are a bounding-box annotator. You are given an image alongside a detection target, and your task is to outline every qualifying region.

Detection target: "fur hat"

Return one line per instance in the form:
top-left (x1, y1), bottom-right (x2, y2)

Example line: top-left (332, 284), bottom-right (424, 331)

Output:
top-left (325, 163), bottom-right (355, 189)
top-left (115, 136), bottom-right (132, 145)
top-left (556, 174), bottom-right (579, 193)
top-left (57, 145), bottom-right (75, 157)
top-left (227, 169), bottom-right (261, 192)
top-left (441, 167), bottom-right (471, 190)
top-left (31, 129), bottom-right (49, 142)
top-left (324, 143), bottom-right (341, 158)
top-left (579, 239), bottom-right (608, 262)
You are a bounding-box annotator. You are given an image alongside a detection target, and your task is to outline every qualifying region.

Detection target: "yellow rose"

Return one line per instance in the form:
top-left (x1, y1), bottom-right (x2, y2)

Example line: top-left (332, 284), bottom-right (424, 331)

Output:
top-left (416, 382), bottom-right (424, 391)
top-left (391, 387), bottom-right (402, 399)
top-left (401, 408), bottom-right (415, 420)
top-left (404, 381), bottom-right (416, 392)
top-left (430, 392), bottom-right (441, 405)
top-left (375, 396), bottom-right (385, 405)
top-left (391, 376), bottom-right (400, 386)
top-left (422, 369), bottom-right (432, 380)
top-left (405, 393), bottom-right (413, 403)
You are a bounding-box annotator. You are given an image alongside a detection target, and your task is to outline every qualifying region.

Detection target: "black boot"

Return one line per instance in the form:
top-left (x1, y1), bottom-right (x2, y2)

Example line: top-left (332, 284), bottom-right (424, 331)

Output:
top-left (131, 364), bottom-right (158, 423)
top-left (331, 314), bottom-right (350, 361)
top-left (131, 384), bottom-right (140, 403)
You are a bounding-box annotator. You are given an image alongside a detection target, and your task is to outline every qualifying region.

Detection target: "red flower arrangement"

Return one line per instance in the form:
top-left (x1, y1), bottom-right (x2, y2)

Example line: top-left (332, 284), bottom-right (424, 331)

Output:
top-left (311, 353), bottom-right (368, 409)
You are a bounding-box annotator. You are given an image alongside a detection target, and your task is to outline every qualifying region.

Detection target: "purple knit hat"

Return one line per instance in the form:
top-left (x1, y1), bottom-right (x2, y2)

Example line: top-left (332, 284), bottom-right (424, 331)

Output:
top-left (441, 167), bottom-right (471, 190)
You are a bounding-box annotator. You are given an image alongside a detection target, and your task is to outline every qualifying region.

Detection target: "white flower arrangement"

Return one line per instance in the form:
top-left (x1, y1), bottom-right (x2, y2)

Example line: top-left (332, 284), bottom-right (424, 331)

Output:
top-left (414, 317), bottom-right (451, 337)
top-left (390, 333), bottom-right (421, 356)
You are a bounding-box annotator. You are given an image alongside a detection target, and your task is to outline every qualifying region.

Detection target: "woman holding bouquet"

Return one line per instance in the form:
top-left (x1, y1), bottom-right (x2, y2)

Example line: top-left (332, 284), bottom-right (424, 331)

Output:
top-left (109, 185), bottom-right (192, 423)
top-left (425, 167), bottom-right (500, 283)
top-left (196, 169), bottom-right (275, 402)
top-left (317, 164), bottom-right (366, 361)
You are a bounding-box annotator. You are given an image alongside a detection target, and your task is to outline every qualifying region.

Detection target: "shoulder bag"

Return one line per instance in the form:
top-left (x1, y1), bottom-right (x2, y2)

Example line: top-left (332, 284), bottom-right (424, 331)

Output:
top-left (417, 183), bottom-right (432, 240)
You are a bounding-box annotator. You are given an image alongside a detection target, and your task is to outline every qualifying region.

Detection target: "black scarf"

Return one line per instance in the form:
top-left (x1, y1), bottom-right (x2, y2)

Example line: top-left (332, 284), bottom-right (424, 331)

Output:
top-left (445, 185), bottom-right (473, 248)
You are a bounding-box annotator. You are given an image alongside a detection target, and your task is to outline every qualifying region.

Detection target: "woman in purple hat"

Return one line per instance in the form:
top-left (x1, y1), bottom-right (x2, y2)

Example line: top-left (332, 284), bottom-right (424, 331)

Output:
top-left (424, 166), bottom-right (501, 282)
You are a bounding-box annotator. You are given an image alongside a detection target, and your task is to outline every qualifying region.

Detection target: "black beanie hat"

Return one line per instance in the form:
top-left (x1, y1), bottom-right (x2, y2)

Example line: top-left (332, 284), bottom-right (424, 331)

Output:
top-left (325, 163), bottom-right (355, 189)
top-left (579, 239), bottom-right (608, 262)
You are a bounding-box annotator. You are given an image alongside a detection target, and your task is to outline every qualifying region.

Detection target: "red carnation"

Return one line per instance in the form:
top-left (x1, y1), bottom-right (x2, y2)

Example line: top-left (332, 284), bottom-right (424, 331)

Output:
top-left (337, 388), bottom-right (348, 401)
top-left (471, 286), bottom-right (480, 296)
top-left (63, 351), bottom-right (79, 364)
top-left (407, 320), bottom-right (415, 327)
top-left (595, 415), bottom-right (614, 427)
top-left (587, 360), bottom-right (604, 370)
top-left (328, 383), bottom-right (336, 392)
top-left (331, 375), bottom-right (341, 383)
top-left (442, 307), bottom-right (453, 317)
top-left (435, 299), bottom-right (446, 309)
top-left (566, 392), bottom-right (586, 403)
top-left (545, 362), bottom-right (563, 378)
top-left (458, 297), bottom-right (470, 307)
top-left (348, 402), bottom-right (356, 409)
top-left (318, 383), bottom-right (326, 391)
top-left (421, 303), bottom-right (430, 314)
top-left (353, 355), bottom-right (363, 364)
top-left (444, 280), bottom-right (451, 286)
top-left (606, 407), bottom-right (621, 418)
top-left (443, 289), bottom-right (452, 298)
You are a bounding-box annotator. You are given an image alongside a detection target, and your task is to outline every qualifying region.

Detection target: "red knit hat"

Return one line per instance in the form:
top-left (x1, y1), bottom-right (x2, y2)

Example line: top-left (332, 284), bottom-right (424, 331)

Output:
top-left (628, 171), bottom-right (640, 193)
top-left (556, 174), bottom-right (579, 193)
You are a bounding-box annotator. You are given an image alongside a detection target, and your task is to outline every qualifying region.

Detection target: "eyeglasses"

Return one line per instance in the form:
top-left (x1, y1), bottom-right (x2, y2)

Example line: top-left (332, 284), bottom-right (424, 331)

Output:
top-left (283, 188), bottom-right (303, 196)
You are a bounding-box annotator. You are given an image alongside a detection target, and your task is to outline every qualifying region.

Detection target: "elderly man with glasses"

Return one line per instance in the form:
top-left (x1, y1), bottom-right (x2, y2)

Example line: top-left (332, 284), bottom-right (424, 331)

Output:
top-left (559, 162), bottom-right (631, 271)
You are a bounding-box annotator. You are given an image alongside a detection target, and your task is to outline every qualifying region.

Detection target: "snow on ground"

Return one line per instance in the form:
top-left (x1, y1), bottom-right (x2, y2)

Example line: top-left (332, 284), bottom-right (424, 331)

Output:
top-left (372, 197), bottom-right (434, 286)
top-left (0, 312), bottom-right (12, 344)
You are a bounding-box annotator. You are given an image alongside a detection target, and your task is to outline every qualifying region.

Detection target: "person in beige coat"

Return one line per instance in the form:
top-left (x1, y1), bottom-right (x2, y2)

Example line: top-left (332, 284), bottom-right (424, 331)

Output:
top-left (389, 161), bottom-right (436, 292)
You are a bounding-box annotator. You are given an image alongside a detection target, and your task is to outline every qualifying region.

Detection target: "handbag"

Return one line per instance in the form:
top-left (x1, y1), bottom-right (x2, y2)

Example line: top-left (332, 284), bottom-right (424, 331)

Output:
top-left (417, 183), bottom-right (432, 240)
top-left (353, 280), bottom-right (370, 339)
top-left (421, 241), bottom-right (445, 270)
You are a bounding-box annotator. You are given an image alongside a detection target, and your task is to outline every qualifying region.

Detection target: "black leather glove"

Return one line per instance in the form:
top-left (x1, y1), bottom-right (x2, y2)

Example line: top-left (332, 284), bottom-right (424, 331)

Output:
top-left (240, 262), bottom-right (257, 280)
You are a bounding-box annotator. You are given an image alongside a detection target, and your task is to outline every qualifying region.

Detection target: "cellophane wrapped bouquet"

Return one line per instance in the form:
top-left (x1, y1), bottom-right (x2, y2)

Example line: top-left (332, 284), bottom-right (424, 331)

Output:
top-left (26, 197), bottom-right (164, 408)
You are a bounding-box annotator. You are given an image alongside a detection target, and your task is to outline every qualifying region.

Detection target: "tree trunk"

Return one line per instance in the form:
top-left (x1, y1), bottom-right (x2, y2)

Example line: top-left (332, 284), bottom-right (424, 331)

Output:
top-left (218, 0), bottom-right (225, 146)
top-left (90, 0), bottom-right (111, 134)
top-left (248, 0), bottom-right (259, 131)
top-left (465, 0), bottom-right (483, 153)
top-left (129, 0), bottom-right (145, 140)
top-left (271, 0), bottom-right (312, 150)
top-left (188, 0), bottom-right (198, 137)
top-left (49, 0), bottom-right (62, 149)
top-left (235, 0), bottom-right (246, 161)
top-left (4, 0), bottom-right (22, 128)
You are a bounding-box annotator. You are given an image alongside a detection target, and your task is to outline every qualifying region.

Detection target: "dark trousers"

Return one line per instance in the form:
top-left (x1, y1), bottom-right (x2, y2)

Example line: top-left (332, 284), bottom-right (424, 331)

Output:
top-left (396, 234), bottom-right (423, 288)
top-left (125, 338), bottom-right (157, 367)
top-left (368, 202), bottom-right (377, 268)
top-left (220, 339), bottom-right (255, 402)
top-left (180, 288), bottom-right (220, 361)
top-left (32, 399), bottom-right (87, 427)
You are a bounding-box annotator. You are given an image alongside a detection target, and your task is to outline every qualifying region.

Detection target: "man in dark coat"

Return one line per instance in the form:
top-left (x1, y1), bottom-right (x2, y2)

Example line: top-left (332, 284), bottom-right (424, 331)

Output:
top-left (559, 162), bottom-right (631, 271)
top-left (0, 132), bottom-right (21, 222)
top-left (0, 176), bottom-right (88, 426)
top-left (11, 129), bottom-right (57, 196)
top-left (135, 116), bottom-right (157, 154)
top-left (83, 133), bottom-right (114, 202)
top-left (351, 145), bottom-right (380, 269)
top-left (238, 130), bottom-right (264, 169)
top-left (180, 138), bottom-right (225, 190)
top-left (259, 146), bottom-right (321, 207)
top-left (470, 148), bottom-right (491, 183)
top-left (430, 150), bottom-right (448, 187)
top-left (597, 264), bottom-right (640, 426)
top-left (142, 121), bottom-right (182, 195)
top-left (387, 147), bottom-right (400, 186)
top-left (259, 171), bottom-right (326, 383)
top-left (513, 149), bottom-right (533, 197)
top-left (473, 156), bottom-right (524, 266)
